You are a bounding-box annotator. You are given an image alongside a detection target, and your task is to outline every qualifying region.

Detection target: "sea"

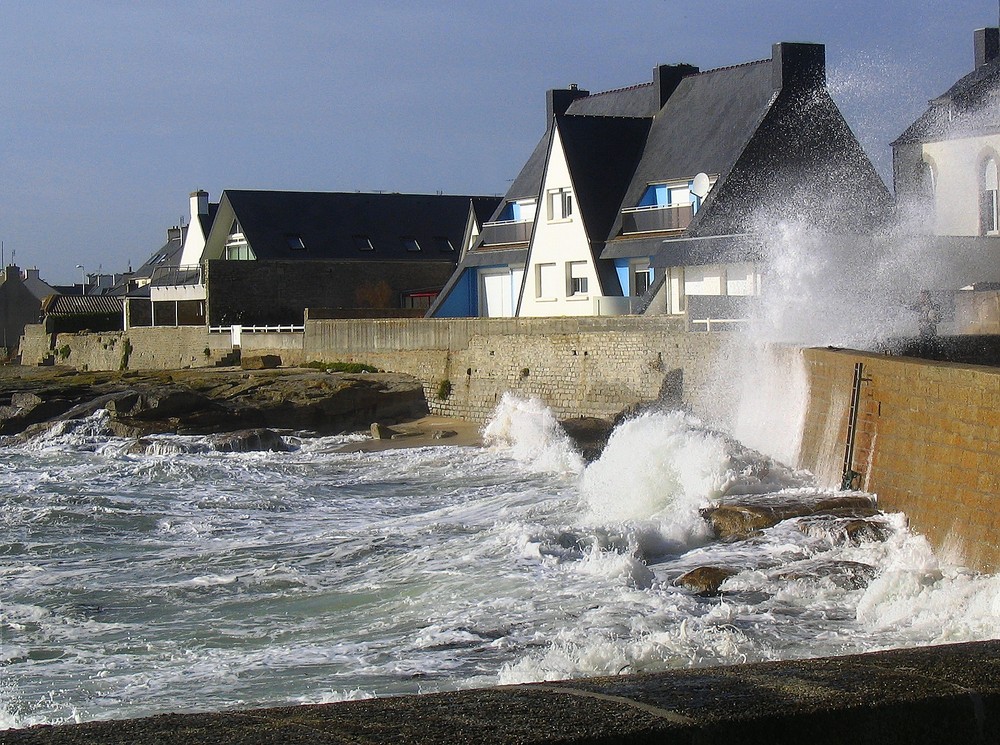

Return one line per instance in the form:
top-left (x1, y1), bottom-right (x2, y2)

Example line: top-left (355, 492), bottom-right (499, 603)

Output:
top-left (3, 383), bottom-right (1000, 730)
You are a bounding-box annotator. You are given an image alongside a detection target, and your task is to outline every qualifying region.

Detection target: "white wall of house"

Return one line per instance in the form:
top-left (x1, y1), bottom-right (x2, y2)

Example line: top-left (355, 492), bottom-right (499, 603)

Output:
top-left (518, 127), bottom-right (600, 317)
top-left (922, 133), bottom-right (1000, 236)
top-left (683, 263), bottom-right (760, 297)
top-left (179, 191), bottom-right (211, 266)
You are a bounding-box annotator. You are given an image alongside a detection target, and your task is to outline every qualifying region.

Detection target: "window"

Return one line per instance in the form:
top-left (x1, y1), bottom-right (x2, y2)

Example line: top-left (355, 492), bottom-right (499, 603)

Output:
top-left (631, 261), bottom-right (652, 296)
top-left (567, 261), bottom-right (588, 296)
top-left (224, 219), bottom-right (254, 260)
top-left (352, 234), bottom-right (374, 251)
top-left (536, 262), bottom-right (558, 298)
top-left (401, 237), bottom-right (421, 252)
top-left (981, 157), bottom-right (998, 235)
top-left (286, 235), bottom-right (306, 250)
top-left (547, 188), bottom-right (573, 221)
top-left (431, 236), bottom-right (454, 252)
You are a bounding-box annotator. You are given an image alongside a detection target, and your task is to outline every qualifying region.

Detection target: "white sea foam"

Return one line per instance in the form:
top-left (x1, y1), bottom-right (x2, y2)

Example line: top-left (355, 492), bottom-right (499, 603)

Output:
top-left (482, 393), bottom-right (584, 474)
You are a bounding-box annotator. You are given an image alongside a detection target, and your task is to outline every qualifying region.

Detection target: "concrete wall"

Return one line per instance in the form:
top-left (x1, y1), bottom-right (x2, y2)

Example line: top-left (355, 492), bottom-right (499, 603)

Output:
top-left (20, 325), bottom-right (215, 371)
top-left (303, 316), bottom-right (723, 421)
top-left (798, 347), bottom-right (1000, 571)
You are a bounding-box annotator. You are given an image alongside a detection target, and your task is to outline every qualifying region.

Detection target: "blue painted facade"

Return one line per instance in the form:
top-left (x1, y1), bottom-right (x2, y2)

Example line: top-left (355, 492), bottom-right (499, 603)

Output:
top-left (432, 268), bottom-right (477, 317)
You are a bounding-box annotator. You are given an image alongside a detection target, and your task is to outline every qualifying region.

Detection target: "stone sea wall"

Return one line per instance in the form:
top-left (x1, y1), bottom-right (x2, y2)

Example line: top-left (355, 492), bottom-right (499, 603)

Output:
top-left (302, 316), bottom-right (725, 421)
top-left (798, 347), bottom-right (1000, 571)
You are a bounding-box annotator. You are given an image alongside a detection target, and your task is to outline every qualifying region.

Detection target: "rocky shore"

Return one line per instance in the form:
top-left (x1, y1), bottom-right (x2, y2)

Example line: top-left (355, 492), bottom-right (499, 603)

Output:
top-left (0, 364), bottom-right (431, 445)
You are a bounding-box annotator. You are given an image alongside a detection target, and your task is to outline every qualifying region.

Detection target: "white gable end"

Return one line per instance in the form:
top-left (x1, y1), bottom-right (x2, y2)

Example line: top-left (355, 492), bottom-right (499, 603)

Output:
top-left (517, 126), bottom-right (600, 317)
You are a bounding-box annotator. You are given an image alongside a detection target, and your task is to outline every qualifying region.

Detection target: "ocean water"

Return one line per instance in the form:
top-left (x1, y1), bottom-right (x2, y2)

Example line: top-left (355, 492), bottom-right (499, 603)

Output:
top-left (2, 392), bottom-right (999, 730)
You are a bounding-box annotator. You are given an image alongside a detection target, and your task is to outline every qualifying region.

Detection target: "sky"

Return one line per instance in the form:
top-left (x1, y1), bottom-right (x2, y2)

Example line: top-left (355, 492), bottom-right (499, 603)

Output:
top-left (1, 1), bottom-right (998, 285)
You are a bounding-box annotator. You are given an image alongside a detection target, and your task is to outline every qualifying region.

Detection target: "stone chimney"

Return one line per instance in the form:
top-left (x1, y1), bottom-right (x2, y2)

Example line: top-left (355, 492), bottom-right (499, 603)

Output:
top-left (167, 225), bottom-right (183, 243)
top-left (653, 63), bottom-right (699, 109)
top-left (189, 190), bottom-right (209, 221)
top-left (546, 85), bottom-right (590, 124)
top-left (974, 28), bottom-right (1000, 69)
top-left (772, 42), bottom-right (826, 92)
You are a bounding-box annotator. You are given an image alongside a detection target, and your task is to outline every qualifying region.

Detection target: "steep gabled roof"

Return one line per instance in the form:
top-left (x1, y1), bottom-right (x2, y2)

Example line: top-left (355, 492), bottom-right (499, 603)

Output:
top-left (210, 191), bottom-right (485, 262)
top-left (564, 82), bottom-right (660, 118)
top-left (606, 59), bottom-right (777, 239)
top-left (557, 114), bottom-right (651, 244)
top-left (894, 58), bottom-right (1000, 145)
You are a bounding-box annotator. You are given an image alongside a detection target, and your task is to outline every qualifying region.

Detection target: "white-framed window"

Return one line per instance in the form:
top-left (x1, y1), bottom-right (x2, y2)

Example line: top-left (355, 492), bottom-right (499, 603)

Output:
top-left (567, 261), bottom-right (588, 296)
top-left (536, 262), bottom-right (559, 299)
top-left (547, 188), bottom-right (573, 221)
top-left (981, 157), bottom-right (998, 235)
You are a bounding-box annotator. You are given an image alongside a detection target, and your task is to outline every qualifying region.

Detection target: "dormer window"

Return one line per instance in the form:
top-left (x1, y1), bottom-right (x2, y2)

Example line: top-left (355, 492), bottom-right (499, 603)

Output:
top-left (980, 157), bottom-right (998, 235)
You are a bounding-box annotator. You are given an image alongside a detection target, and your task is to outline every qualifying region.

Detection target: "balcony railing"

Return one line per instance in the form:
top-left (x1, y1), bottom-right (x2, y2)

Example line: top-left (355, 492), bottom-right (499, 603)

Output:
top-left (480, 219), bottom-right (532, 245)
top-left (151, 264), bottom-right (203, 287)
top-left (620, 203), bottom-right (694, 234)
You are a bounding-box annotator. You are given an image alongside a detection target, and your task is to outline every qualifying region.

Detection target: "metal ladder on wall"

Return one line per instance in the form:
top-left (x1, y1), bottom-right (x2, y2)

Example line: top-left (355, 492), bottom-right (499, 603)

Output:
top-left (841, 362), bottom-right (864, 491)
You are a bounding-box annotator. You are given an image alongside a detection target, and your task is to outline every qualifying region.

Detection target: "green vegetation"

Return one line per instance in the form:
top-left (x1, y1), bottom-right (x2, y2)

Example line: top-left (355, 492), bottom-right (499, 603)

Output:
top-left (304, 361), bottom-right (381, 374)
top-left (119, 338), bottom-right (133, 371)
top-left (436, 379), bottom-right (452, 400)
top-left (57, 344), bottom-right (71, 360)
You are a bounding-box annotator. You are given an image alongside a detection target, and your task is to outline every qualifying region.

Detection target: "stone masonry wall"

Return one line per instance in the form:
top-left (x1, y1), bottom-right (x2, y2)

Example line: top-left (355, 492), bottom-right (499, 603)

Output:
top-left (19, 325), bottom-right (215, 371)
top-left (303, 317), bottom-right (725, 421)
top-left (798, 347), bottom-right (1000, 571)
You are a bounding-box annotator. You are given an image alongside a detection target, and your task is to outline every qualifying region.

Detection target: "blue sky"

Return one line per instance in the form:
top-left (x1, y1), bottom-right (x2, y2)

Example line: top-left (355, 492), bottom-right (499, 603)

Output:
top-left (1, 1), bottom-right (997, 284)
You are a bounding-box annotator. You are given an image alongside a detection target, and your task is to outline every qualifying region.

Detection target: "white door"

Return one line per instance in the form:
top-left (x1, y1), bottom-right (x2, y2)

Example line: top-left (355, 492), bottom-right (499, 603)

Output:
top-left (480, 270), bottom-right (513, 317)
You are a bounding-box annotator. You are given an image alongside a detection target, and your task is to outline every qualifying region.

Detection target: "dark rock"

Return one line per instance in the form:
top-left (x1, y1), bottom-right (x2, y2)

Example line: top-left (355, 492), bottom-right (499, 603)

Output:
top-left (798, 516), bottom-right (891, 545)
top-left (127, 387), bottom-right (213, 420)
top-left (702, 494), bottom-right (879, 541)
top-left (210, 429), bottom-right (290, 452)
top-left (241, 355), bottom-right (281, 370)
top-left (432, 430), bottom-right (458, 439)
top-left (775, 561), bottom-right (879, 590)
top-left (559, 416), bottom-right (615, 462)
top-left (675, 566), bottom-right (740, 595)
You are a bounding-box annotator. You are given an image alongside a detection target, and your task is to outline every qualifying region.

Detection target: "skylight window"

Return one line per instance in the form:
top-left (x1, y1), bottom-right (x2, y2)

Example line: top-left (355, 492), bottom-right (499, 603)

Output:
top-left (353, 235), bottom-right (374, 251)
top-left (402, 237), bottom-right (421, 252)
top-left (286, 235), bottom-right (306, 250)
top-left (432, 236), bottom-right (454, 252)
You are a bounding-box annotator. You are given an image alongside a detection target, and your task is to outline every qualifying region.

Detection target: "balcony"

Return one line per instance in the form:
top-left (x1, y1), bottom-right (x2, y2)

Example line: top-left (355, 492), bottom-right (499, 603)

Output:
top-left (151, 264), bottom-right (203, 287)
top-left (620, 203), bottom-right (694, 234)
top-left (480, 219), bottom-right (532, 246)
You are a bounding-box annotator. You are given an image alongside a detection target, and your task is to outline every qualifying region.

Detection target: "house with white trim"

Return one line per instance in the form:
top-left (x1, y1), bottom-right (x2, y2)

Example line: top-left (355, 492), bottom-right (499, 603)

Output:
top-left (430, 42), bottom-right (892, 321)
top-left (892, 24), bottom-right (1000, 333)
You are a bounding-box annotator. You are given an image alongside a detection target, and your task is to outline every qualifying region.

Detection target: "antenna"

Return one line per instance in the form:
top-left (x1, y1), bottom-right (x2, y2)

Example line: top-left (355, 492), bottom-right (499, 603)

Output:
top-left (691, 172), bottom-right (711, 199)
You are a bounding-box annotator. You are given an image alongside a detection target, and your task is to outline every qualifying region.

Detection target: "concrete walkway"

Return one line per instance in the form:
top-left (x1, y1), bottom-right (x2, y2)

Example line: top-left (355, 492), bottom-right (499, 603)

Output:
top-left (6, 640), bottom-right (1000, 744)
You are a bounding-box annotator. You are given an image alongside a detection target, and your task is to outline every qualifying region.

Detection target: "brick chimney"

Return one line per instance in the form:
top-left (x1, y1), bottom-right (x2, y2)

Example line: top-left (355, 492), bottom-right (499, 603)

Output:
top-left (653, 63), bottom-right (699, 109)
top-left (975, 28), bottom-right (1000, 69)
top-left (772, 42), bottom-right (826, 91)
top-left (546, 85), bottom-right (590, 124)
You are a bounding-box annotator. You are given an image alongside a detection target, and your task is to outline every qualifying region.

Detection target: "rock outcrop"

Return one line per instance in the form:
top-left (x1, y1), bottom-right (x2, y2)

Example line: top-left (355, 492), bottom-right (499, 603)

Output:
top-left (0, 366), bottom-right (428, 441)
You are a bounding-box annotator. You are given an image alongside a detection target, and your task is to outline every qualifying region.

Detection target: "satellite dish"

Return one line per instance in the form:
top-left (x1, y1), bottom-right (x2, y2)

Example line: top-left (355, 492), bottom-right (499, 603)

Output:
top-left (691, 172), bottom-right (711, 199)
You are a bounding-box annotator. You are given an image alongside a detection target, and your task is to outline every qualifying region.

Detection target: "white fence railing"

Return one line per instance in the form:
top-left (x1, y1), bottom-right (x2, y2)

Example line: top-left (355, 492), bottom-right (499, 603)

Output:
top-left (209, 325), bottom-right (304, 334)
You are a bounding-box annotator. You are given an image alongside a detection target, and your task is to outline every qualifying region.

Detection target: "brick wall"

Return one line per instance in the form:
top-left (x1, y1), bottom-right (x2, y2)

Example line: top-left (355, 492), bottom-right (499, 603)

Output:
top-left (799, 347), bottom-right (1000, 571)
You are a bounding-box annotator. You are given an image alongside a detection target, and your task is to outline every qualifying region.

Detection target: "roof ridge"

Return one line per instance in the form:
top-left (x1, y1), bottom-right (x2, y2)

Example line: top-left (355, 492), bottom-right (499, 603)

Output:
top-left (696, 57), bottom-right (769, 75)
top-left (583, 81), bottom-right (654, 98)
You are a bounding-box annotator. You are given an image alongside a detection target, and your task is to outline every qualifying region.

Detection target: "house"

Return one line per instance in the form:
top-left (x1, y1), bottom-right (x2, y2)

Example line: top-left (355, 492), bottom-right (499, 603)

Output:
top-left (135, 190), bottom-right (499, 329)
top-left (892, 24), bottom-right (1000, 333)
top-left (430, 42), bottom-right (891, 320)
top-left (0, 265), bottom-right (56, 353)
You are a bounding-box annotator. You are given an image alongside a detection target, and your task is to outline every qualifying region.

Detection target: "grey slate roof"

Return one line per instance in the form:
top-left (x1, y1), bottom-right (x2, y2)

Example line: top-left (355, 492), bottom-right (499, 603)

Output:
top-left (564, 82), bottom-right (660, 118)
top-left (220, 191), bottom-right (490, 262)
top-left (893, 58), bottom-right (1000, 145)
top-left (606, 59), bottom-right (777, 240)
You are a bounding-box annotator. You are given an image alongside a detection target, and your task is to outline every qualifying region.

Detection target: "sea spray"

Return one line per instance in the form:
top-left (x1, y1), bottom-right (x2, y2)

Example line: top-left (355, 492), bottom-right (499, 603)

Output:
top-left (482, 392), bottom-right (584, 474)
